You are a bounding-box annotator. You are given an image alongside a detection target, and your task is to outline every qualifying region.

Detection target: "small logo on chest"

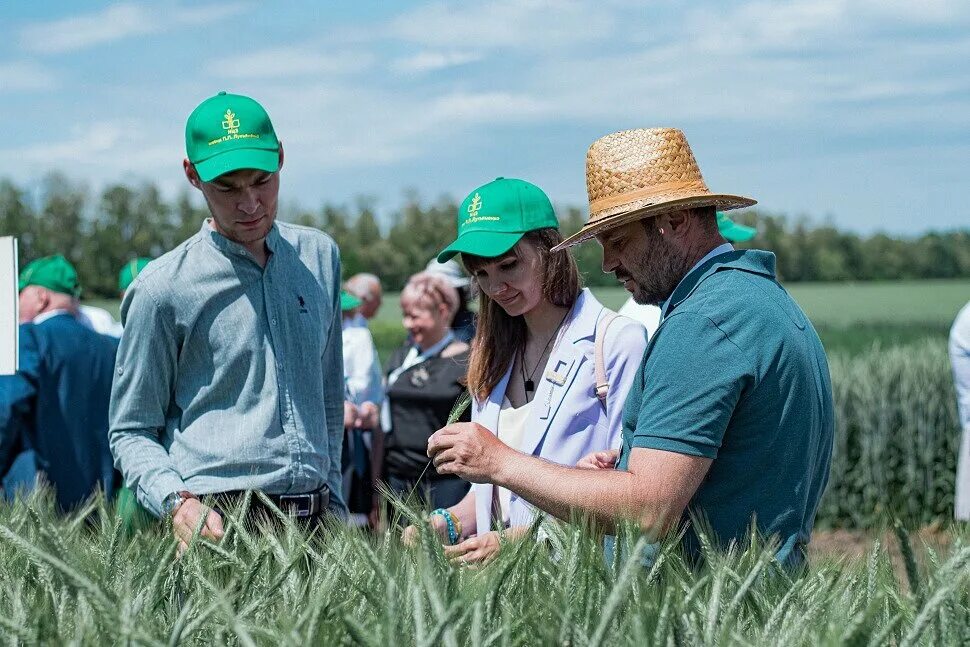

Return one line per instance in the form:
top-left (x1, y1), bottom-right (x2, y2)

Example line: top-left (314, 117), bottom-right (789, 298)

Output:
top-left (297, 295), bottom-right (308, 313)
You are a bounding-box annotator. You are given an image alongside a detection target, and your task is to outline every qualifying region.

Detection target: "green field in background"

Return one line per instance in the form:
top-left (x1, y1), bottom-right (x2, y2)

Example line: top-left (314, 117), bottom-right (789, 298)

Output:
top-left (86, 278), bottom-right (968, 360)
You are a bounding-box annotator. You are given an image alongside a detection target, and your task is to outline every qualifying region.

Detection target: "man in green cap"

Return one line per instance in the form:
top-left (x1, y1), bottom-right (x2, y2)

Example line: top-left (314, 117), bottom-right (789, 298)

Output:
top-left (1, 255), bottom-right (120, 510)
top-left (75, 257), bottom-right (153, 341)
top-left (118, 258), bottom-right (152, 298)
top-left (109, 92), bottom-right (346, 551)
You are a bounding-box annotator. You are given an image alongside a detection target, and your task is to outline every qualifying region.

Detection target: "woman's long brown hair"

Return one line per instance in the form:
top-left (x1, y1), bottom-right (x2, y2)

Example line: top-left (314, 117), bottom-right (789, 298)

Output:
top-left (461, 228), bottom-right (582, 401)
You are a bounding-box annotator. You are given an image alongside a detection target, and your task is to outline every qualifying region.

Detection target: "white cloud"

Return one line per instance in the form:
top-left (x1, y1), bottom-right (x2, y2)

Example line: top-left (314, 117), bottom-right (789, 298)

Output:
top-left (425, 91), bottom-right (551, 123)
top-left (0, 61), bottom-right (57, 93)
top-left (0, 120), bottom-right (180, 189)
top-left (20, 2), bottom-right (251, 55)
top-left (206, 47), bottom-right (374, 79)
top-left (391, 51), bottom-right (482, 74)
top-left (386, 0), bottom-right (616, 50)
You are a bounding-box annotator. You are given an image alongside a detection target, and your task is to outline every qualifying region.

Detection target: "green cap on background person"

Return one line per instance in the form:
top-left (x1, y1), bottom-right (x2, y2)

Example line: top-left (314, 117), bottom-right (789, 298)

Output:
top-left (185, 91), bottom-right (280, 182)
top-left (340, 290), bottom-right (362, 311)
top-left (437, 177), bottom-right (559, 263)
top-left (716, 212), bottom-right (757, 242)
top-left (118, 258), bottom-right (152, 292)
top-left (18, 255), bottom-right (81, 297)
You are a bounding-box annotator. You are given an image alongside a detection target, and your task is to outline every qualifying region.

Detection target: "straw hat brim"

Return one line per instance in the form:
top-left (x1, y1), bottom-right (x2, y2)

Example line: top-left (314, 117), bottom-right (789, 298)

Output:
top-left (551, 193), bottom-right (756, 252)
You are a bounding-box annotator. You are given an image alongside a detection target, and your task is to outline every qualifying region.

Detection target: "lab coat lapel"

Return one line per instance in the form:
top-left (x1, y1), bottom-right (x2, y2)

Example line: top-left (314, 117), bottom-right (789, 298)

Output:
top-left (520, 289), bottom-right (603, 456)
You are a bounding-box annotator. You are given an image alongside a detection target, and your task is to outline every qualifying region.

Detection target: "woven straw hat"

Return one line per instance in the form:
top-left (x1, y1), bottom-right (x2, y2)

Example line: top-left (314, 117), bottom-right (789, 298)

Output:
top-left (553, 128), bottom-right (756, 250)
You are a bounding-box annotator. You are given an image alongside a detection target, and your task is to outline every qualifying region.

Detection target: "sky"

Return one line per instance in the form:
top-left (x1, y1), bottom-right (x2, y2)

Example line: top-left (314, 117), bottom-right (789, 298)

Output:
top-left (1, 0), bottom-right (968, 234)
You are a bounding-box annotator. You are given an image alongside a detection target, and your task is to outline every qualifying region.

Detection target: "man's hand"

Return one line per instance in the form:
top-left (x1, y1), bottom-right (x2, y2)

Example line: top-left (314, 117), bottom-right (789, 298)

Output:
top-left (427, 422), bottom-right (514, 483)
top-left (355, 402), bottom-right (380, 429)
top-left (444, 531), bottom-right (502, 566)
top-left (172, 498), bottom-right (224, 555)
top-left (577, 449), bottom-right (619, 470)
top-left (343, 401), bottom-right (359, 429)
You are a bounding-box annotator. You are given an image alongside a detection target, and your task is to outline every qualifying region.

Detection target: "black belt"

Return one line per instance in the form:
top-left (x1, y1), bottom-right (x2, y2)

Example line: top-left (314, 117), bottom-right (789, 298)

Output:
top-left (216, 487), bottom-right (330, 519)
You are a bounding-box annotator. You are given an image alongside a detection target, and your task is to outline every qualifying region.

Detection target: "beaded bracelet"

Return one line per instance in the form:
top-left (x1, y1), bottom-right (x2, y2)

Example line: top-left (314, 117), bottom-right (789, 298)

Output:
top-left (430, 508), bottom-right (459, 545)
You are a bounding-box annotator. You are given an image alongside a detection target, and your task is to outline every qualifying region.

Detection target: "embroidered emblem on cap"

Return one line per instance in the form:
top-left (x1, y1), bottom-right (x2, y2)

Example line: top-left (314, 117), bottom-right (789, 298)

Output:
top-left (467, 193), bottom-right (482, 217)
top-left (222, 109), bottom-right (240, 135)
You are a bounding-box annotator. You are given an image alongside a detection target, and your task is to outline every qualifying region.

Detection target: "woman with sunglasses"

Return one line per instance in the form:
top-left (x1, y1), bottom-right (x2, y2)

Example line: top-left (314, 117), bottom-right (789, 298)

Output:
top-left (406, 178), bottom-right (647, 563)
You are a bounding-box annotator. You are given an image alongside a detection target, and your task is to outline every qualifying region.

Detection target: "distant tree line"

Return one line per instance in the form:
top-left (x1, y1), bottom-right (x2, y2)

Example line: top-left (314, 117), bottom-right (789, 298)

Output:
top-left (2, 174), bottom-right (968, 298)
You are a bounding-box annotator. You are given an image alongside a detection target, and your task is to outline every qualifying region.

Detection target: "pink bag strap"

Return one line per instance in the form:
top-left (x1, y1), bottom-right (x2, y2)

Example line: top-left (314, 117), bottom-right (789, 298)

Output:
top-left (594, 311), bottom-right (619, 404)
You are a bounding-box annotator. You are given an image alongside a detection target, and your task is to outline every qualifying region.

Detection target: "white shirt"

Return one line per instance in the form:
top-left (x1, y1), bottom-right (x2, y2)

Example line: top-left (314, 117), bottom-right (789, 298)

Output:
top-left (496, 398), bottom-right (532, 522)
top-left (951, 301), bottom-right (970, 430)
top-left (341, 321), bottom-right (384, 406)
top-left (617, 301), bottom-right (661, 340)
top-left (77, 305), bottom-right (123, 338)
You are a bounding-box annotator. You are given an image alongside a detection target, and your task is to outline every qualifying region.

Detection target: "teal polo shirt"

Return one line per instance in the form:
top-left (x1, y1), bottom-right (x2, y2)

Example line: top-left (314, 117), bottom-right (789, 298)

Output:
top-left (617, 249), bottom-right (834, 566)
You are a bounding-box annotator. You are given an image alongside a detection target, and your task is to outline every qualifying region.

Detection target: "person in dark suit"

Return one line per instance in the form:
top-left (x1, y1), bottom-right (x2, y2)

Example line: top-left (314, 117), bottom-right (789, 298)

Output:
top-left (1, 255), bottom-right (120, 511)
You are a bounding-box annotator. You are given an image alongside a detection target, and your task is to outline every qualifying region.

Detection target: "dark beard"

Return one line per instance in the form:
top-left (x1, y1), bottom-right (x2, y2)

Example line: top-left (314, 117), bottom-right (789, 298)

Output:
top-left (628, 224), bottom-right (692, 306)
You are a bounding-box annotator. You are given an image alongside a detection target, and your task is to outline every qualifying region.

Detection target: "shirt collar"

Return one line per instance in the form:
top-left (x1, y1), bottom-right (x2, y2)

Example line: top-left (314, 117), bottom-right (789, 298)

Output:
top-left (201, 218), bottom-right (278, 262)
top-left (660, 243), bottom-right (735, 319)
top-left (661, 248), bottom-right (778, 320)
top-left (346, 313), bottom-right (368, 329)
top-left (412, 330), bottom-right (456, 359)
top-left (32, 309), bottom-right (73, 325)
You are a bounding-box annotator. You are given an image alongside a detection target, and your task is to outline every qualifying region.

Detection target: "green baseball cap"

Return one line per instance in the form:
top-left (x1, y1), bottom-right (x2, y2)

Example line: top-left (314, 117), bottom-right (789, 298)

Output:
top-left (18, 255), bottom-right (81, 297)
top-left (437, 177), bottom-right (559, 263)
top-left (340, 290), bottom-right (362, 311)
top-left (118, 257), bottom-right (152, 292)
top-left (186, 91), bottom-right (280, 182)
top-left (716, 212), bottom-right (757, 242)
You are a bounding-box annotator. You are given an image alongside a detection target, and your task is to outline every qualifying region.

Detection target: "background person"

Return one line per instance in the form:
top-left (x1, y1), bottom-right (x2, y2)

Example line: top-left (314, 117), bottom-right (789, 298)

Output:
top-left (383, 272), bottom-right (470, 515)
top-left (428, 129), bottom-right (834, 568)
top-left (951, 301), bottom-right (970, 520)
top-left (341, 289), bottom-right (383, 526)
top-left (424, 258), bottom-right (476, 343)
top-left (344, 273), bottom-right (383, 324)
top-left (0, 255), bottom-right (119, 510)
top-left (109, 91), bottom-right (346, 552)
top-left (409, 178), bottom-right (647, 565)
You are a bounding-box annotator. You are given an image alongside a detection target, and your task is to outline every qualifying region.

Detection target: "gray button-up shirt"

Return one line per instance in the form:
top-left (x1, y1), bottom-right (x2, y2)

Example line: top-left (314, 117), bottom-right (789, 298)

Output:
top-left (109, 220), bottom-right (345, 517)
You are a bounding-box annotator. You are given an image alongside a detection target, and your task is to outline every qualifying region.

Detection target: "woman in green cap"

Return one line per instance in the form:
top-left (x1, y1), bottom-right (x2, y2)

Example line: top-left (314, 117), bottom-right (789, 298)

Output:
top-left (407, 177), bottom-right (648, 564)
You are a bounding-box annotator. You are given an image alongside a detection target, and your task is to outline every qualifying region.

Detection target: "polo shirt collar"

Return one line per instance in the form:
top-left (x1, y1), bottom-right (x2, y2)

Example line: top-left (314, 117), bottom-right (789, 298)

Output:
top-left (663, 248), bottom-right (777, 318)
top-left (661, 243), bottom-right (734, 319)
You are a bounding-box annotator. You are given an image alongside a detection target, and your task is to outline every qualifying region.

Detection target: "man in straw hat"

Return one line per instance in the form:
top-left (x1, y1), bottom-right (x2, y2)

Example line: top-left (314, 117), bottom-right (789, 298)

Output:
top-left (617, 211), bottom-right (757, 339)
top-left (428, 128), bottom-right (834, 566)
top-left (109, 92), bottom-right (346, 551)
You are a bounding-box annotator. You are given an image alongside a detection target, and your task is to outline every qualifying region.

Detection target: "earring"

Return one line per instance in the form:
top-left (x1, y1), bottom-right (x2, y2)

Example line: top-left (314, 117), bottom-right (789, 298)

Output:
top-left (659, 228), bottom-right (665, 235)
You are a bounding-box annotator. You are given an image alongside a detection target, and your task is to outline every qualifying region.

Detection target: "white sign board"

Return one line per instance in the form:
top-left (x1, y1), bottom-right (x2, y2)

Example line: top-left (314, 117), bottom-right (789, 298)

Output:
top-left (0, 237), bottom-right (18, 375)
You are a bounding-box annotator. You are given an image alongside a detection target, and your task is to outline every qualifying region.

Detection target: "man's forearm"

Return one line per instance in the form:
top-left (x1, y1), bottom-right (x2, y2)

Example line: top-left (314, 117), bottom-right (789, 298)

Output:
top-left (493, 452), bottom-right (638, 532)
top-left (110, 428), bottom-right (187, 517)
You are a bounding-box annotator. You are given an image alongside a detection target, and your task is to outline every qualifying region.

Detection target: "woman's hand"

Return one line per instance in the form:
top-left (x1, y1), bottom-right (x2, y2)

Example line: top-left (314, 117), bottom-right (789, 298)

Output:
top-left (576, 448), bottom-right (619, 470)
top-left (402, 514), bottom-right (449, 546)
top-left (444, 531), bottom-right (502, 566)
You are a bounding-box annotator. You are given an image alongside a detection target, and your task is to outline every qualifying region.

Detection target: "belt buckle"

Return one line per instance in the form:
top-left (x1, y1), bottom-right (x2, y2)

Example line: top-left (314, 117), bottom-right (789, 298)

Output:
top-left (279, 493), bottom-right (314, 518)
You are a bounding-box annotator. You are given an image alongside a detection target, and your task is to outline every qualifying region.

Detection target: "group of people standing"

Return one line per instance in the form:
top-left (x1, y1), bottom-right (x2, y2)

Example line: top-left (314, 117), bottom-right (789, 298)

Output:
top-left (2, 90), bottom-right (840, 568)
